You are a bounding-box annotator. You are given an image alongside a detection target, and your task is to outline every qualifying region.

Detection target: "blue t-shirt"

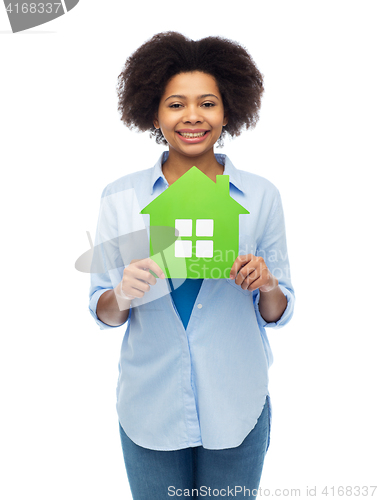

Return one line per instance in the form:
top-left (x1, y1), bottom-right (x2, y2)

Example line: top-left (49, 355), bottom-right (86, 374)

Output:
top-left (167, 277), bottom-right (204, 329)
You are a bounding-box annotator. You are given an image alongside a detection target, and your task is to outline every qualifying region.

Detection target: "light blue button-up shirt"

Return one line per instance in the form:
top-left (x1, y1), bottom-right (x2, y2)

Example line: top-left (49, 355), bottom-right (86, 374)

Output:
top-left (89, 151), bottom-right (295, 451)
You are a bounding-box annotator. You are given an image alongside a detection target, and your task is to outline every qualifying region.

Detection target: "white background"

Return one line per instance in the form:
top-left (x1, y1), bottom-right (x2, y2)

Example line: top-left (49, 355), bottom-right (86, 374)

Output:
top-left (1, 1), bottom-right (377, 498)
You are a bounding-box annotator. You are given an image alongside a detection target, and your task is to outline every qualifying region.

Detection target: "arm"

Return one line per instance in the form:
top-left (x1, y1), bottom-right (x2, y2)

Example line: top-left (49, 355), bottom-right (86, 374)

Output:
top-left (230, 188), bottom-right (294, 328)
top-left (96, 258), bottom-right (165, 327)
top-left (254, 188), bottom-right (295, 328)
top-left (89, 184), bottom-right (166, 329)
top-left (96, 284), bottom-right (132, 327)
top-left (258, 283), bottom-right (287, 323)
top-left (230, 254), bottom-right (287, 323)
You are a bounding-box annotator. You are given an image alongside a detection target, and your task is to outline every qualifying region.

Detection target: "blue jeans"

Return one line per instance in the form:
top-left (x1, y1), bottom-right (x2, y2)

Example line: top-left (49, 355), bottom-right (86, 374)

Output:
top-left (119, 396), bottom-right (270, 499)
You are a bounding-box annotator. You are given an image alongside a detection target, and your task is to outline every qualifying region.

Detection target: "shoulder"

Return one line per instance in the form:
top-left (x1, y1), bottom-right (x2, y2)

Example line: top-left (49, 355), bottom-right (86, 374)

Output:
top-left (233, 168), bottom-right (282, 216)
top-left (224, 154), bottom-right (280, 199)
top-left (238, 168), bottom-right (280, 198)
top-left (227, 159), bottom-right (284, 223)
top-left (100, 167), bottom-right (153, 199)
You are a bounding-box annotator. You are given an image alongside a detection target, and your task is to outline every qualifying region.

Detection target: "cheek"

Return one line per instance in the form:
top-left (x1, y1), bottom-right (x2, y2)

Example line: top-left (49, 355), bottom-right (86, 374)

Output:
top-left (215, 111), bottom-right (227, 127)
top-left (158, 114), bottom-right (175, 131)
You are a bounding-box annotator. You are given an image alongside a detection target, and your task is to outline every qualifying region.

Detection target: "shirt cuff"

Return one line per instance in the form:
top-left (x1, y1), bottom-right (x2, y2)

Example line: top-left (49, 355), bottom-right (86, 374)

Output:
top-left (89, 288), bottom-right (130, 330)
top-left (254, 285), bottom-right (295, 329)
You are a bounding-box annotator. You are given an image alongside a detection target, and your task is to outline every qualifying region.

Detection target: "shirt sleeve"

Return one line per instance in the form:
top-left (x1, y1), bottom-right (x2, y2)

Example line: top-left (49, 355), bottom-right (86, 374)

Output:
top-left (253, 189), bottom-right (295, 329)
top-left (88, 185), bottom-right (131, 331)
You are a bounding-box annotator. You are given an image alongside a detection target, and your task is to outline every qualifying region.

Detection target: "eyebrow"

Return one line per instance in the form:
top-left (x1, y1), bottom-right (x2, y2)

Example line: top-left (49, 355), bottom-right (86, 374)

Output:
top-left (164, 93), bottom-right (220, 102)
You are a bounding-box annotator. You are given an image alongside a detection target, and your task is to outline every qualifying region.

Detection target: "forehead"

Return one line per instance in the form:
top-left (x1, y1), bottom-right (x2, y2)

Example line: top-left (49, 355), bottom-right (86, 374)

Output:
top-left (162, 71), bottom-right (220, 97)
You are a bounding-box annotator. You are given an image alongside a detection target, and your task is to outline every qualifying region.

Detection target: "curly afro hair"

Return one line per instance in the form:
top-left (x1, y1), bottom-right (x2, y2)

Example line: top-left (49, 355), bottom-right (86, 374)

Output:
top-left (117, 31), bottom-right (264, 147)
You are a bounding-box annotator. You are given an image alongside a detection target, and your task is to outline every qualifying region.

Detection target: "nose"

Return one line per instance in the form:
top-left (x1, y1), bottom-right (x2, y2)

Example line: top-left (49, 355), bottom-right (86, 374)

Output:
top-left (182, 105), bottom-right (204, 124)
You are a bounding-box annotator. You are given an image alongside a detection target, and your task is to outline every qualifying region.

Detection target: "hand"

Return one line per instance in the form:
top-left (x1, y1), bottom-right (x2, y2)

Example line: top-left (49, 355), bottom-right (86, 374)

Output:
top-left (115, 257), bottom-right (165, 301)
top-left (229, 254), bottom-right (278, 293)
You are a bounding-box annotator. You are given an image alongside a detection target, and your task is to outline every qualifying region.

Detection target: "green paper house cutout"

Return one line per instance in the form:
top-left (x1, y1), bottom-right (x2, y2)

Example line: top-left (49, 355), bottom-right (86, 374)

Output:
top-left (140, 166), bottom-right (250, 279)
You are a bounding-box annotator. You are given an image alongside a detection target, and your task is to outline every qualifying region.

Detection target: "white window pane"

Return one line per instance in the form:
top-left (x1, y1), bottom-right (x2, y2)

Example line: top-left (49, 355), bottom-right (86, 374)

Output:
top-left (175, 219), bottom-right (192, 237)
top-left (196, 240), bottom-right (213, 258)
top-left (175, 240), bottom-right (192, 258)
top-left (196, 219), bottom-right (213, 237)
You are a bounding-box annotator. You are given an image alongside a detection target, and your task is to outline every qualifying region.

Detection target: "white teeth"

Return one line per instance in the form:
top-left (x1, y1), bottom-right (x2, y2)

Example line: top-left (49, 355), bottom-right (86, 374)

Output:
top-left (179, 131), bottom-right (207, 138)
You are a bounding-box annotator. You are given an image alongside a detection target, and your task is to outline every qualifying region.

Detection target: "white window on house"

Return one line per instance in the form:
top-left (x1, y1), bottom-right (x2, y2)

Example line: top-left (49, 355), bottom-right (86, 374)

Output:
top-left (175, 219), bottom-right (192, 258)
top-left (196, 240), bottom-right (213, 258)
top-left (174, 219), bottom-right (214, 258)
top-left (175, 219), bottom-right (192, 237)
top-left (196, 219), bottom-right (213, 237)
top-left (195, 219), bottom-right (213, 257)
top-left (175, 240), bottom-right (192, 258)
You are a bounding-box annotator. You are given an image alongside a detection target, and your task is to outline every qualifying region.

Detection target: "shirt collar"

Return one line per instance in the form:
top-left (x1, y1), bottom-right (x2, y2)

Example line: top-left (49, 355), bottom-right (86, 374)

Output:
top-left (150, 151), bottom-right (245, 195)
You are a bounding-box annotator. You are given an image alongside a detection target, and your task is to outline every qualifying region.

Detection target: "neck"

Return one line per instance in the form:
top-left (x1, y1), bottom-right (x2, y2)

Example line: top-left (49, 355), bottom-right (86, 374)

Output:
top-left (163, 148), bottom-right (223, 183)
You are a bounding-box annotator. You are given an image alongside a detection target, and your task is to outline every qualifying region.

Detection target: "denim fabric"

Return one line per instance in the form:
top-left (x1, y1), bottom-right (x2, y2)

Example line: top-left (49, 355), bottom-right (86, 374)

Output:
top-left (119, 396), bottom-right (270, 499)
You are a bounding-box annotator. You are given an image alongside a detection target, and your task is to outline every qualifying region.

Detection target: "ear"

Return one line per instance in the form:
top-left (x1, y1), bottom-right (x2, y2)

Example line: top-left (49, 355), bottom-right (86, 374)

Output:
top-left (153, 114), bottom-right (159, 129)
top-left (223, 113), bottom-right (228, 127)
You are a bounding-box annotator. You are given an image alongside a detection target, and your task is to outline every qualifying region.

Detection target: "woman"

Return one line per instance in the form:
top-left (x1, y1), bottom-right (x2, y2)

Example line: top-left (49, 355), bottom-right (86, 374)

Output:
top-left (89, 31), bottom-right (295, 499)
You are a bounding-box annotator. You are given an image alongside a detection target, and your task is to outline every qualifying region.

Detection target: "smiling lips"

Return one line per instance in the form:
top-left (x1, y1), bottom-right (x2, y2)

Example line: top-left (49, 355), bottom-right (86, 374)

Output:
top-left (176, 129), bottom-right (210, 143)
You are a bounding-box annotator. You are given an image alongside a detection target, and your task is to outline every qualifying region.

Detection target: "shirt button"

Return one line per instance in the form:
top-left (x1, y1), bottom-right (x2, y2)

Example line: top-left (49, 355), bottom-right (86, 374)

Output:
top-left (197, 304), bottom-right (203, 309)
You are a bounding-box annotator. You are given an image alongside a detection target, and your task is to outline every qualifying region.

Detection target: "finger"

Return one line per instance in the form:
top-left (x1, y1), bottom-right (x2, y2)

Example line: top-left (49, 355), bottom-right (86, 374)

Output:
top-left (236, 256), bottom-right (267, 286)
top-left (125, 262), bottom-right (157, 286)
top-left (118, 285), bottom-right (141, 300)
top-left (229, 254), bottom-right (252, 279)
top-left (246, 267), bottom-right (275, 292)
top-left (235, 262), bottom-right (258, 286)
top-left (135, 257), bottom-right (165, 279)
top-left (246, 274), bottom-right (266, 292)
top-left (136, 268), bottom-right (158, 287)
top-left (122, 279), bottom-right (149, 299)
top-left (240, 269), bottom-right (260, 290)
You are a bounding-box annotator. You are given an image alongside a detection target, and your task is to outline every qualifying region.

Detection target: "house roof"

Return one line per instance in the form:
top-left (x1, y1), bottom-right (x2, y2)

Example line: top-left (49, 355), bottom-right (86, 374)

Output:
top-left (149, 152), bottom-right (245, 196)
top-left (141, 165), bottom-right (249, 216)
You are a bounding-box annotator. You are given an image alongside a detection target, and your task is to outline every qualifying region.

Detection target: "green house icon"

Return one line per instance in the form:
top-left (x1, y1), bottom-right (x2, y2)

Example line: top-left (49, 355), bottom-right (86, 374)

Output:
top-left (140, 167), bottom-right (250, 279)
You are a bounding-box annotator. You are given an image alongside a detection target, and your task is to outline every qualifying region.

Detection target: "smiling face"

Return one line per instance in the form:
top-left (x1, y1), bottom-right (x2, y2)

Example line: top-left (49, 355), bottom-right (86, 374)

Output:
top-left (153, 71), bottom-right (228, 162)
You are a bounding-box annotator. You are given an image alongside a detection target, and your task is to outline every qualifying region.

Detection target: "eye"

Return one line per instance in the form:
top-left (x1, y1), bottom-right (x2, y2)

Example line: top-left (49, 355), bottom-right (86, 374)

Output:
top-left (169, 103), bottom-right (182, 109)
top-left (202, 102), bottom-right (216, 108)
